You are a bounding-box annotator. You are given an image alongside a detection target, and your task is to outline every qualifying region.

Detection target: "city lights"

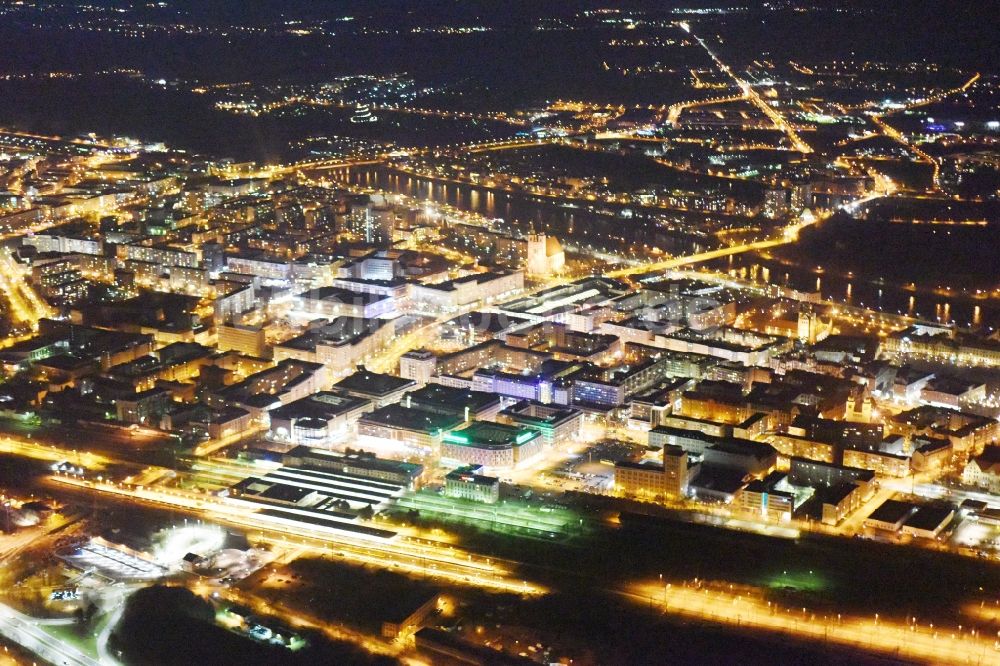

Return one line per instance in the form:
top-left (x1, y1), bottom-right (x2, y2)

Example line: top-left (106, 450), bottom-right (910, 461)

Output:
top-left (0, 3), bottom-right (996, 664)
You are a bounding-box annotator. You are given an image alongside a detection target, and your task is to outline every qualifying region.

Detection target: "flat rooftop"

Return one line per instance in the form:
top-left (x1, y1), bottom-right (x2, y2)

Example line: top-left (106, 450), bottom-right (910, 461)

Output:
top-left (688, 465), bottom-right (746, 496)
top-left (615, 460), bottom-right (664, 472)
top-left (405, 383), bottom-right (500, 416)
top-left (444, 420), bottom-right (539, 449)
top-left (269, 390), bottom-right (371, 421)
top-left (334, 368), bottom-right (416, 397)
top-left (501, 400), bottom-right (581, 426)
top-left (867, 499), bottom-right (918, 526)
top-left (285, 446), bottom-right (423, 479)
top-left (280, 317), bottom-right (387, 350)
top-left (817, 482), bottom-right (862, 506)
top-left (296, 286), bottom-right (388, 305)
top-left (359, 404), bottom-right (465, 434)
top-left (445, 467), bottom-right (500, 486)
top-left (708, 438), bottom-right (777, 461)
top-left (903, 505), bottom-right (954, 532)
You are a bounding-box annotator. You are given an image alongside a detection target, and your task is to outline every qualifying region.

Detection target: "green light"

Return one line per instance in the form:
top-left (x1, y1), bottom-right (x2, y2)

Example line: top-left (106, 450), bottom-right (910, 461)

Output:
top-left (515, 431), bottom-right (536, 444)
top-left (764, 569), bottom-right (827, 593)
top-left (443, 432), bottom-right (470, 444)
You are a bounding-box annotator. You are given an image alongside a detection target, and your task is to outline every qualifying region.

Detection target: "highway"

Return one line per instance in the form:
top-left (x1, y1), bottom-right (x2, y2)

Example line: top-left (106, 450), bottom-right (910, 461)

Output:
top-left (687, 30), bottom-right (812, 153)
top-left (870, 114), bottom-right (940, 188)
top-left (0, 435), bottom-right (112, 470)
top-left (192, 424), bottom-right (265, 458)
top-left (625, 579), bottom-right (1000, 665)
top-left (0, 512), bottom-right (77, 564)
top-left (868, 71), bottom-right (981, 191)
top-left (0, 601), bottom-right (102, 666)
top-left (666, 92), bottom-right (748, 127)
top-left (95, 597), bottom-right (126, 666)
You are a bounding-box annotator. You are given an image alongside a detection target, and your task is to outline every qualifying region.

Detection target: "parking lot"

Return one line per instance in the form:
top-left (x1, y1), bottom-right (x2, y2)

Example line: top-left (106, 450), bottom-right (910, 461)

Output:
top-left (538, 440), bottom-right (642, 493)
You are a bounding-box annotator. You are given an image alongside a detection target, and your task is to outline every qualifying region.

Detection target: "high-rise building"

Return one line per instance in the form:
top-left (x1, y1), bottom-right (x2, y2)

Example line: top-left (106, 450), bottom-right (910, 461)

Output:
top-left (790, 181), bottom-right (812, 211)
top-left (663, 445), bottom-right (690, 496)
top-left (763, 188), bottom-right (789, 219)
top-left (367, 203), bottom-right (395, 246)
top-left (345, 198), bottom-right (395, 246)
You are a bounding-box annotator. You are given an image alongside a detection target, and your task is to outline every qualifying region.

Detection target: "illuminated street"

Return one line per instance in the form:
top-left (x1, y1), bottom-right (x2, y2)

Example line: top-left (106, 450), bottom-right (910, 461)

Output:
top-left (0, 601), bottom-right (101, 666)
top-left (49, 474), bottom-right (545, 595)
top-left (628, 579), bottom-right (1000, 664)
top-left (0, 3), bottom-right (997, 664)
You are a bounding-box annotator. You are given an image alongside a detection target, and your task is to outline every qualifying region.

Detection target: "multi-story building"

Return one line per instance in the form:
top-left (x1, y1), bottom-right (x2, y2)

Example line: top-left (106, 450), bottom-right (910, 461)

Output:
top-left (788, 458), bottom-right (875, 495)
top-left (658, 414), bottom-right (731, 439)
top-left (208, 359), bottom-right (328, 421)
top-left (410, 270), bottom-right (523, 313)
top-left (26, 233), bottom-right (102, 255)
top-left (818, 481), bottom-right (870, 526)
top-left (281, 445), bottom-right (425, 489)
top-left (225, 253), bottom-right (291, 281)
top-left (702, 439), bottom-right (778, 476)
top-left (273, 317), bottom-right (393, 376)
top-left (357, 404), bottom-right (465, 458)
top-left (962, 448), bottom-right (1000, 494)
top-left (107, 342), bottom-right (214, 391)
top-left (216, 323), bottom-right (267, 358)
top-left (293, 286), bottom-right (395, 320)
top-left (614, 445), bottom-right (690, 500)
top-left (115, 387), bottom-right (172, 425)
top-left (440, 421), bottom-right (543, 470)
top-left (399, 350), bottom-right (437, 384)
top-left (767, 433), bottom-right (836, 464)
top-left (910, 437), bottom-right (952, 472)
top-left (402, 383), bottom-right (501, 423)
top-left (444, 465), bottom-right (500, 504)
top-left (334, 368), bottom-right (416, 408)
top-left (472, 369), bottom-right (552, 404)
top-left (119, 243), bottom-right (198, 269)
top-left (763, 188), bottom-right (789, 219)
top-left (842, 448), bottom-right (910, 478)
top-left (268, 390), bottom-right (373, 448)
top-left (737, 472), bottom-right (795, 522)
top-left (497, 400), bottom-right (583, 449)
top-left (214, 283), bottom-right (256, 322)
top-left (649, 425), bottom-right (722, 453)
